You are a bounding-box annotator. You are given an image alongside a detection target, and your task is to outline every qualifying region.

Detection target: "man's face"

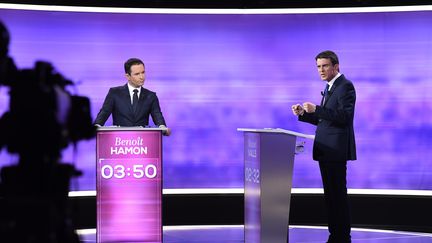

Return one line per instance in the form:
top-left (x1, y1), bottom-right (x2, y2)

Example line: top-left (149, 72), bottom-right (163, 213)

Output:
top-left (126, 64), bottom-right (145, 88)
top-left (316, 58), bottom-right (339, 81)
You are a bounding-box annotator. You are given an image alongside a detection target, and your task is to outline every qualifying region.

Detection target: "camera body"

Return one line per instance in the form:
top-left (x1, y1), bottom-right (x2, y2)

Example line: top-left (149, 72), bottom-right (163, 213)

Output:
top-left (0, 61), bottom-right (94, 156)
top-left (0, 21), bottom-right (94, 243)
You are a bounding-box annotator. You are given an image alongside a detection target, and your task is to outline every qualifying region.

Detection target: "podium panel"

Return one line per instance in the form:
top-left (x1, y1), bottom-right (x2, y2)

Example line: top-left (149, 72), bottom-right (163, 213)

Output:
top-left (239, 128), bottom-right (313, 243)
top-left (96, 127), bottom-right (163, 243)
top-left (244, 132), bottom-right (261, 243)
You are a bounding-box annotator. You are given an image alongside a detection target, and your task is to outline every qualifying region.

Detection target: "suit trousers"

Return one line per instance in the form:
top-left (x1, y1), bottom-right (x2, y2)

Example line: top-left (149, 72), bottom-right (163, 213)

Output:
top-left (319, 161), bottom-right (351, 242)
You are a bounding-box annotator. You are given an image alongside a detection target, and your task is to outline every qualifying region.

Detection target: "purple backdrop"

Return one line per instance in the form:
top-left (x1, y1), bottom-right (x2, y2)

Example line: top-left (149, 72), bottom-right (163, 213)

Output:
top-left (0, 8), bottom-right (431, 190)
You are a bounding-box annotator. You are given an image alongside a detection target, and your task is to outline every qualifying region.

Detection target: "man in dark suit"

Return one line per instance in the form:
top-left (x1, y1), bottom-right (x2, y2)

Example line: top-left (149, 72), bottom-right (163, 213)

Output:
top-left (292, 50), bottom-right (356, 243)
top-left (94, 58), bottom-right (171, 135)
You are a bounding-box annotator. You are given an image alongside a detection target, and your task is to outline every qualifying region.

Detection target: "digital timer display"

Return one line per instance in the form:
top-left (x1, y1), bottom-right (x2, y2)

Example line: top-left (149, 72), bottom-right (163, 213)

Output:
top-left (97, 130), bottom-right (162, 243)
top-left (100, 164), bottom-right (157, 179)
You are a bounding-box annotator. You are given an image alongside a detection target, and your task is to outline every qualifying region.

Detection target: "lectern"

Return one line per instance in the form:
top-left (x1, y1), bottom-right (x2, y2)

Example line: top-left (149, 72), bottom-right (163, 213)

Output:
top-left (237, 128), bottom-right (313, 243)
top-left (96, 127), bottom-right (166, 243)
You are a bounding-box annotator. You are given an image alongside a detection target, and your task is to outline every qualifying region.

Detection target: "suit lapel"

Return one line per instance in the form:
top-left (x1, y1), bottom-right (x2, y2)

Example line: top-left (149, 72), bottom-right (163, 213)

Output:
top-left (323, 75), bottom-right (343, 107)
top-left (135, 87), bottom-right (147, 116)
top-left (323, 88), bottom-right (334, 107)
top-left (138, 87), bottom-right (145, 101)
top-left (121, 84), bottom-right (134, 114)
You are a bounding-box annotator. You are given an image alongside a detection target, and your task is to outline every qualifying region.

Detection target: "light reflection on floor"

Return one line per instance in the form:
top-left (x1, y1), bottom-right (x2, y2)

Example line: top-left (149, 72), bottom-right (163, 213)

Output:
top-left (77, 225), bottom-right (432, 242)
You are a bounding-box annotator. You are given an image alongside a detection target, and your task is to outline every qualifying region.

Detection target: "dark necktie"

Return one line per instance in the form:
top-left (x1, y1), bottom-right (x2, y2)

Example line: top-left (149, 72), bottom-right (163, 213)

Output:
top-left (323, 83), bottom-right (330, 97)
top-left (322, 83), bottom-right (330, 105)
top-left (132, 89), bottom-right (139, 113)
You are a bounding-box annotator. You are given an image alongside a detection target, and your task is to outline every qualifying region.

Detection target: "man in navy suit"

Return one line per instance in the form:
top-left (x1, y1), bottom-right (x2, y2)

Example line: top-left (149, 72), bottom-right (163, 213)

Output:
top-left (94, 58), bottom-right (171, 136)
top-left (292, 50), bottom-right (356, 243)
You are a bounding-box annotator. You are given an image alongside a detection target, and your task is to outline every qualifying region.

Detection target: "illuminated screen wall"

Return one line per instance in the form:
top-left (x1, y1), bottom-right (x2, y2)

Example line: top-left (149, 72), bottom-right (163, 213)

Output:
top-left (0, 8), bottom-right (431, 190)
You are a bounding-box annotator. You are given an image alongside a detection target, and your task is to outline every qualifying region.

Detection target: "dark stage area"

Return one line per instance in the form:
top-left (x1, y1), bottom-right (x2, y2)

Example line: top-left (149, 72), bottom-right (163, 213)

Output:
top-left (78, 225), bottom-right (432, 243)
top-left (64, 192), bottom-right (432, 233)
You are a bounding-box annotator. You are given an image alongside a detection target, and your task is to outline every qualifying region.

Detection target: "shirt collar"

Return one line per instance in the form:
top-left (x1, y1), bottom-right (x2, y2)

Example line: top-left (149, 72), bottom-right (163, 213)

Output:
top-left (127, 83), bottom-right (141, 95)
top-left (327, 72), bottom-right (341, 89)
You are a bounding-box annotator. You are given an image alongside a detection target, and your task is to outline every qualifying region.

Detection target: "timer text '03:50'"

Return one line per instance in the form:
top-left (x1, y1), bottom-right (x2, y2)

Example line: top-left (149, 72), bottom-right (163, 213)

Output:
top-left (100, 164), bottom-right (157, 179)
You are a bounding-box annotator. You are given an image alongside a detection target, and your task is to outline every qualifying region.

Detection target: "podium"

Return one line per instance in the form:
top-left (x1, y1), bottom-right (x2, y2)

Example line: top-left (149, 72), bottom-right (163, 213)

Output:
top-left (96, 127), bottom-right (166, 243)
top-left (237, 128), bottom-right (314, 243)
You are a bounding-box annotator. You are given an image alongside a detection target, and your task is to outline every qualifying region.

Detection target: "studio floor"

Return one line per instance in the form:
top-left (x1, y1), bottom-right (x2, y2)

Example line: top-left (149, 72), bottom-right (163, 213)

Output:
top-left (78, 225), bottom-right (432, 243)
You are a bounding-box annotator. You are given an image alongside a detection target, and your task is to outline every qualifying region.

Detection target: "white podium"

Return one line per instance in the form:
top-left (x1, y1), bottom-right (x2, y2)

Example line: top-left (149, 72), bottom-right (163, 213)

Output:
top-left (237, 128), bottom-right (313, 243)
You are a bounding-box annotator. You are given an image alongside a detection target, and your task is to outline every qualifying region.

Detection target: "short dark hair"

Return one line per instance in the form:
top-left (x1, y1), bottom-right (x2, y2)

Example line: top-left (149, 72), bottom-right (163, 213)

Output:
top-left (315, 50), bottom-right (339, 66)
top-left (124, 58), bottom-right (144, 74)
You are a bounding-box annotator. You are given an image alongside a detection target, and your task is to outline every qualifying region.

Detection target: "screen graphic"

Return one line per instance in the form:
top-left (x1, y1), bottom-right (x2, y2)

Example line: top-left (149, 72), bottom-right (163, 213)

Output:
top-left (96, 129), bottom-right (162, 243)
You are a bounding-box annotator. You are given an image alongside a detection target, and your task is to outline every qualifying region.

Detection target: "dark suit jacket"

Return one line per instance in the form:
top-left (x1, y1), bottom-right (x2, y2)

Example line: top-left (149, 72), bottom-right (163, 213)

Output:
top-left (299, 74), bottom-right (356, 162)
top-left (94, 84), bottom-right (166, 127)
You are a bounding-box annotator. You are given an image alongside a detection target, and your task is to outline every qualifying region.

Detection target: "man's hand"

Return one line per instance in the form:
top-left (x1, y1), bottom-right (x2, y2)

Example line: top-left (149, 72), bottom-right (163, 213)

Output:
top-left (291, 104), bottom-right (305, 116)
top-left (302, 102), bottom-right (316, 113)
top-left (164, 127), bottom-right (172, 136)
top-left (159, 125), bottom-right (171, 136)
